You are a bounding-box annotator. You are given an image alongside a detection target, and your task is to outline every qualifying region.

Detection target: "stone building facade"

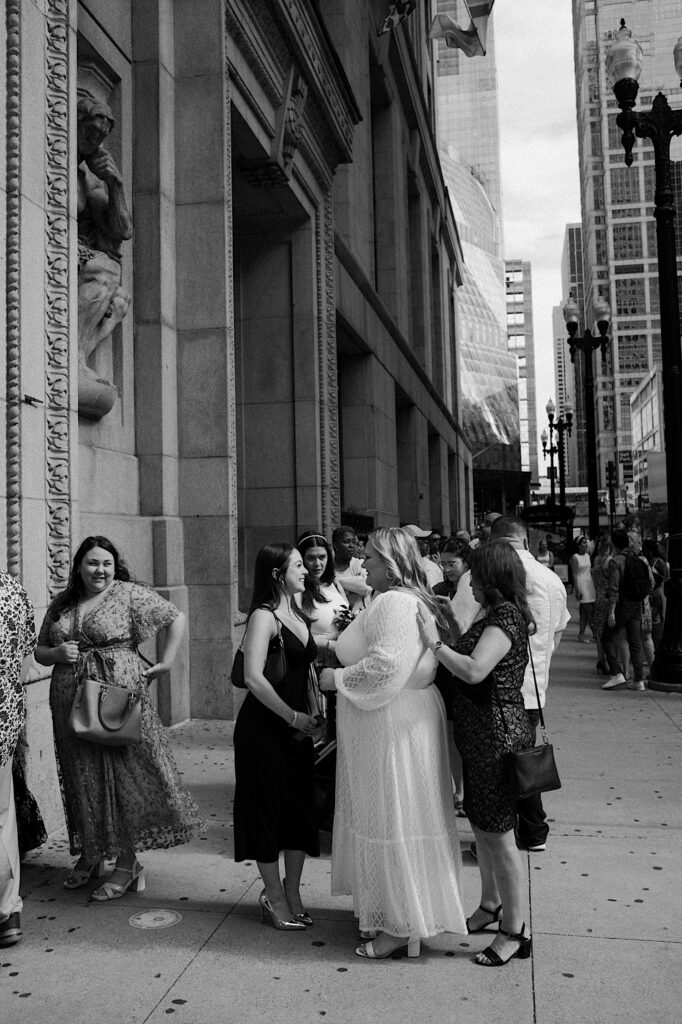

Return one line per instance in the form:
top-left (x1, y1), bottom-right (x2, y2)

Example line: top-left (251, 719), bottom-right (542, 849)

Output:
top-left (2, 1), bottom-right (472, 823)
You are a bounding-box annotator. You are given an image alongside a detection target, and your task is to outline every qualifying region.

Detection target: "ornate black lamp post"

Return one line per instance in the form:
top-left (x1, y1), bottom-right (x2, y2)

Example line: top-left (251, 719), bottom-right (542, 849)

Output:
top-left (542, 397), bottom-right (573, 517)
top-left (608, 20), bottom-right (682, 692)
top-left (563, 292), bottom-right (610, 542)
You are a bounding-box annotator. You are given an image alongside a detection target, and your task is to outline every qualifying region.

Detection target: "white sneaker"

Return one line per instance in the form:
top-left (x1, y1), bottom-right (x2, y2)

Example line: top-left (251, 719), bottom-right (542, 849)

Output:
top-left (602, 673), bottom-right (626, 690)
top-left (626, 679), bottom-right (646, 691)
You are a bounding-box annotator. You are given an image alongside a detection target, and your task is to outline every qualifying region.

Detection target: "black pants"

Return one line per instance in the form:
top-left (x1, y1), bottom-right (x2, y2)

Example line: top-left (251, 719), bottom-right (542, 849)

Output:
top-left (516, 709), bottom-right (549, 847)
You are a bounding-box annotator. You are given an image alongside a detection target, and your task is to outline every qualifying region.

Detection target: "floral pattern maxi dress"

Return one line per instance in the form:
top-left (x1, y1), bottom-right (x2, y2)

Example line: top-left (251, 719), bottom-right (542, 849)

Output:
top-left (39, 581), bottom-right (205, 860)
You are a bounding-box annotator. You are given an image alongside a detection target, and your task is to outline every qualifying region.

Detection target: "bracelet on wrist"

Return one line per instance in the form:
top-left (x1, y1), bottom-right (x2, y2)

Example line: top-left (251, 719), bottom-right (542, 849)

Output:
top-left (290, 710), bottom-right (298, 728)
top-left (431, 640), bottom-right (444, 655)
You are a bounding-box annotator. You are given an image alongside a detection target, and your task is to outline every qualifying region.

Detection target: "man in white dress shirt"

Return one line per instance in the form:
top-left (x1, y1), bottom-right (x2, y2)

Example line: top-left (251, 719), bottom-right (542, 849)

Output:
top-left (451, 516), bottom-right (569, 852)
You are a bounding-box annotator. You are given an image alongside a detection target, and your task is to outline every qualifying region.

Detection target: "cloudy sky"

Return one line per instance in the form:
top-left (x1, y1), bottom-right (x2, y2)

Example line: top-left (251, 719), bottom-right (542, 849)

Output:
top-left (494, 0), bottom-right (582, 476)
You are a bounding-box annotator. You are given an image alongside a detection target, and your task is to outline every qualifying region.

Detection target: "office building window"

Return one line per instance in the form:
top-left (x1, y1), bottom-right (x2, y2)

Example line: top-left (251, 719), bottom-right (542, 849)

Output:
top-left (617, 334), bottom-right (648, 372)
top-left (611, 167), bottom-right (640, 204)
top-left (613, 223), bottom-right (643, 259)
top-left (615, 277), bottom-right (646, 316)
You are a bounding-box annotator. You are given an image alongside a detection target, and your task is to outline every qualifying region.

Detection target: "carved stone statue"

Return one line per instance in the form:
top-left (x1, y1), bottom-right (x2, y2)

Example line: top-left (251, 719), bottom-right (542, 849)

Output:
top-left (77, 93), bottom-right (132, 418)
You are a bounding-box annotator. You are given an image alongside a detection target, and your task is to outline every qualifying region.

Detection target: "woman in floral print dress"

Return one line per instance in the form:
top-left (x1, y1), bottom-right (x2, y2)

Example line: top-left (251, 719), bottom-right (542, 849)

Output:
top-left (36, 537), bottom-right (204, 900)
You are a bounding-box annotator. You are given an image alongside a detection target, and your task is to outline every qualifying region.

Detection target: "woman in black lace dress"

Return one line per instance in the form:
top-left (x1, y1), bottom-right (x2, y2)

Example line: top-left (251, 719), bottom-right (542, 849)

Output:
top-left (417, 540), bottom-right (534, 968)
top-left (233, 543), bottom-right (322, 932)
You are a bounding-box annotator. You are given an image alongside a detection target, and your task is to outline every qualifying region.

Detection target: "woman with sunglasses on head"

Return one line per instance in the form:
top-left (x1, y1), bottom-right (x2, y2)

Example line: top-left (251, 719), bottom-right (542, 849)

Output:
top-left (232, 543), bottom-right (322, 932)
top-left (297, 532), bottom-right (352, 667)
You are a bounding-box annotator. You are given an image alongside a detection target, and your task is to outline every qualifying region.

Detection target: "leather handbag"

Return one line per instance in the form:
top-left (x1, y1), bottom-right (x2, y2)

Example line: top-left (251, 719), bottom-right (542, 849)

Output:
top-left (68, 676), bottom-right (143, 746)
top-left (231, 613), bottom-right (286, 689)
top-left (495, 642), bottom-right (561, 800)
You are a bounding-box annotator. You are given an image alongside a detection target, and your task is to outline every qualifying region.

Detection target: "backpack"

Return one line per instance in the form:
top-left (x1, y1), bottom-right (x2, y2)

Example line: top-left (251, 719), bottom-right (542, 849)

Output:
top-left (620, 554), bottom-right (652, 601)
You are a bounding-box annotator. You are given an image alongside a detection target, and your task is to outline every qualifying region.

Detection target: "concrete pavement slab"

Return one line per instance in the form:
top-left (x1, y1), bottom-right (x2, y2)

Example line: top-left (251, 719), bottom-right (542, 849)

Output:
top-left (1, 897), bottom-right (227, 1024)
top-left (145, 912), bottom-right (535, 1024)
top-left (528, 835), bottom-right (682, 941)
top-left (533, 934), bottom-right (680, 1024)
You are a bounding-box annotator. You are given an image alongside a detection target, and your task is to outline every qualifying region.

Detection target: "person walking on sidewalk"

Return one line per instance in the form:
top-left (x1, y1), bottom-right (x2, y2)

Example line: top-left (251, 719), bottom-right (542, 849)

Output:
top-left (601, 529), bottom-right (652, 692)
top-left (0, 572), bottom-right (37, 948)
top-left (569, 536), bottom-right (596, 642)
top-left (490, 517), bottom-right (569, 852)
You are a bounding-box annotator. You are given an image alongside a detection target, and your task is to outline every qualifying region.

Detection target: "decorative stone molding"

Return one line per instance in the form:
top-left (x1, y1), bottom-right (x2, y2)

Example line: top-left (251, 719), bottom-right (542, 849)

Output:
top-left (239, 63), bottom-right (308, 187)
top-left (45, 0), bottom-right (73, 596)
top-left (5, 0), bottom-right (23, 578)
top-left (226, 0), bottom-right (357, 171)
top-left (318, 189), bottom-right (341, 534)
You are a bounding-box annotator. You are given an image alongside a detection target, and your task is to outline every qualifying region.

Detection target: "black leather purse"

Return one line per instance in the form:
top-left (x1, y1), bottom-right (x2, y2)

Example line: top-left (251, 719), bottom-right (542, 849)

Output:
top-left (495, 643), bottom-right (561, 800)
top-left (231, 613), bottom-right (287, 689)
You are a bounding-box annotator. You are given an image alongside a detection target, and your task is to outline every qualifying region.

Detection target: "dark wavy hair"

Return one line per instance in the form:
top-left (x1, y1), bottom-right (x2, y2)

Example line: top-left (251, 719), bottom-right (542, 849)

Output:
top-left (297, 531), bottom-right (335, 615)
top-left (467, 540), bottom-right (535, 633)
top-left (48, 536), bottom-right (132, 619)
top-left (248, 542), bottom-right (309, 623)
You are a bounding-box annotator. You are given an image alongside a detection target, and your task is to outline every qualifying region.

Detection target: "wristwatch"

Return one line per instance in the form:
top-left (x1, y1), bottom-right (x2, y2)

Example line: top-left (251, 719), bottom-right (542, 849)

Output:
top-left (432, 640), bottom-right (444, 655)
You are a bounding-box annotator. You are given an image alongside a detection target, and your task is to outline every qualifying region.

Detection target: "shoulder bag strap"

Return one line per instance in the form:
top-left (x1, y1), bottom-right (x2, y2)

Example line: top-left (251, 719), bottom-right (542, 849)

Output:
top-left (527, 639), bottom-right (550, 744)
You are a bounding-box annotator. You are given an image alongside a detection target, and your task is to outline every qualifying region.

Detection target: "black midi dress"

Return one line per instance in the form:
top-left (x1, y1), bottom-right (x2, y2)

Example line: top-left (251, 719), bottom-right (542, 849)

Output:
top-left (233, 617), bottom-right (320, 862)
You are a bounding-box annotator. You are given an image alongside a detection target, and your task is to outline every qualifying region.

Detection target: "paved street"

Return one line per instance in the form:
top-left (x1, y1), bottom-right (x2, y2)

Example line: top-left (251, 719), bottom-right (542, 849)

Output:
top-left (3, 596), bottom-right (681, 1024)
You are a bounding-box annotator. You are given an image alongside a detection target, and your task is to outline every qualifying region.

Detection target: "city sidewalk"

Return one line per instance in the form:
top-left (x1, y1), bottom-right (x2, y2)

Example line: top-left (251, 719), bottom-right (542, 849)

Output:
top-left (3, 599), bottom-right (681, 1024)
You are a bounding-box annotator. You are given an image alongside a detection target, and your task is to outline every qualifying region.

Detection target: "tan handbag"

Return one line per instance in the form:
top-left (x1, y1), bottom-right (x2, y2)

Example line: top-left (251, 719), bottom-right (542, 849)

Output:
top-left (66, 617), bottom-right (144, 746)
top-left (68, 676), bottom-right (143, 746)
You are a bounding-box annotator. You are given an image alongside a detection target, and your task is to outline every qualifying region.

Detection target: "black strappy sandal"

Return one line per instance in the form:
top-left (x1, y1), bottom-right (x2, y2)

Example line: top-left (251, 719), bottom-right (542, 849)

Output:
top-left (475, 923), bottom-right (532, 966)
top-left (466, 903), bottom-right (503, 934)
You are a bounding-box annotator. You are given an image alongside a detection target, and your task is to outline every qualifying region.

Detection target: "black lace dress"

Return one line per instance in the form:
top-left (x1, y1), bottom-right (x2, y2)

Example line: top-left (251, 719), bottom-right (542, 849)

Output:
top-left (233, 620), bottom-right (319, 862)
top-left (451, 603), bottom-right (533, 833)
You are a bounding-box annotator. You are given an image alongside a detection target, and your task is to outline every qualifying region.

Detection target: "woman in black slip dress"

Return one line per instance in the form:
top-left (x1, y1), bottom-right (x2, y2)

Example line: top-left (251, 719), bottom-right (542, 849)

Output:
top-left (233, 543), bottom-right (322, 931)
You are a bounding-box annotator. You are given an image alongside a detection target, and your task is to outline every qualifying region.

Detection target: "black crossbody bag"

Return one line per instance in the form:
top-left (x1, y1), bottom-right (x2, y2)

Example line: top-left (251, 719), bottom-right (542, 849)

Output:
top-left (495, 642), bottom-right (561, 800)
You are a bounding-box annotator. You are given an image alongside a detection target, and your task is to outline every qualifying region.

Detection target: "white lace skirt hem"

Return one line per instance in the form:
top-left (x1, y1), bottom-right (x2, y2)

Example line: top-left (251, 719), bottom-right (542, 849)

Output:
top-left (331, 688), bottom-right (467, 938)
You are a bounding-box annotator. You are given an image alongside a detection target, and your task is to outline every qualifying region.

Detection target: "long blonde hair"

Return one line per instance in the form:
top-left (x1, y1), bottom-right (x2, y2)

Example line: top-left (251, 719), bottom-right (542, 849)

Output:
top-left (370, 527), bottom-right (448, 626)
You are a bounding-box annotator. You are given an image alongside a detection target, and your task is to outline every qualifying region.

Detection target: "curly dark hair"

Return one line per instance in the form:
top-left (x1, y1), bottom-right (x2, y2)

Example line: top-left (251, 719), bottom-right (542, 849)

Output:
top-left (48, 536), bottom-right (132, 619)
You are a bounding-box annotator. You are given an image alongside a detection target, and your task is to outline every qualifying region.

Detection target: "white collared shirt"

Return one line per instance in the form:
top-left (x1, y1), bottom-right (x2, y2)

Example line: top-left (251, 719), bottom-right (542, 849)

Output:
top-left (450, 550), bottom-right (570, 709)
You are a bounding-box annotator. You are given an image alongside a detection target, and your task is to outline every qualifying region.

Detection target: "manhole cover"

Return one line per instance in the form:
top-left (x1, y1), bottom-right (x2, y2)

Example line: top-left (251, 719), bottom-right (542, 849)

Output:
top-left (129, 909), bottom-right (182, 930)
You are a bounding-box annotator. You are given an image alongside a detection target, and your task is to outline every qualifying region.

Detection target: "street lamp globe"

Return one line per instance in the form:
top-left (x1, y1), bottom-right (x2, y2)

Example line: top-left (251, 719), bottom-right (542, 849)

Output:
top-left (605, 19), bottom-right (642, 89)
top-left (540, 428), bottom-right (548, 451)
top-left (546, 397), bottom-right (556, 421)
top-left (594, 291), bottom-right (611, 335)
top-left (562, 293), bottom-right (579, 332)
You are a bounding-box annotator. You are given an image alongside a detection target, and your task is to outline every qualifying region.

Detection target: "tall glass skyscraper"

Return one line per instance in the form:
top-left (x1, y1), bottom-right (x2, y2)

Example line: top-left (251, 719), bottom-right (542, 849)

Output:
top-left (572, 0), bottom-right (682, 497)
top-left (435, 1), bottom-right (534, 511)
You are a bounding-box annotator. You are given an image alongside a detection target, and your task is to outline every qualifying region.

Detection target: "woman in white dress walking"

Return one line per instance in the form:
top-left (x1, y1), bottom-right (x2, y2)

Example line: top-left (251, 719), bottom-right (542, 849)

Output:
top-left (570, 536), bottom-right (596, 642)
top-left (320, 527), bottom-right (466, 959)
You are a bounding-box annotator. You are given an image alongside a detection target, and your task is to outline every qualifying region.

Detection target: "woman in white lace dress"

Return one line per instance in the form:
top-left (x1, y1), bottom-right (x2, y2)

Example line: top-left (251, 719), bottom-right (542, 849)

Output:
top-left (319, 527), bottom-right (466, 960)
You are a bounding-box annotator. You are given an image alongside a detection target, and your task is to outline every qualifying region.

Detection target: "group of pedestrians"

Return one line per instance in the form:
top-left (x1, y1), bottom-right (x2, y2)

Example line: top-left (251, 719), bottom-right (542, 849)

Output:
top-left (567, 528), bottom-right (668, 692)
top-left (1, 513), bottom-right (571, 969)
top-left (233, 515), bottom-right (568, 967)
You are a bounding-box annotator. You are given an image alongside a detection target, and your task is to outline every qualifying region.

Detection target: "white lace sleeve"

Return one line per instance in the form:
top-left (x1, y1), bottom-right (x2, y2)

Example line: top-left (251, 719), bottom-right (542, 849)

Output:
top-left (333, 591), bottom-right (423, 710)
